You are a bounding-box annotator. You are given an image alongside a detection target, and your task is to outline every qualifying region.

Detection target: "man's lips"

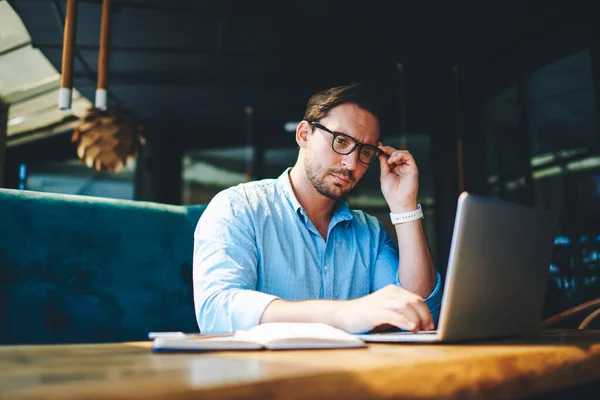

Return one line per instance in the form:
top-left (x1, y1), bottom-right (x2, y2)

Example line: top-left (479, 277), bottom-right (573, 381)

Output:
top-left (332, 174), bottom-right (351, 185)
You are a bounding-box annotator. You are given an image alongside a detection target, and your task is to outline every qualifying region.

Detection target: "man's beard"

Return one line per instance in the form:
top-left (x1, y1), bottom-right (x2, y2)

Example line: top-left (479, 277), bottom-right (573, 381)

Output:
top-left (304, 156), bottom-right (356, 200)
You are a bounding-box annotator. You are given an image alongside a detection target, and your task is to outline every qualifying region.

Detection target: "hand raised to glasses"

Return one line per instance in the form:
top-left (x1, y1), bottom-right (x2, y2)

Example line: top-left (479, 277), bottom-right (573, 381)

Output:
top-left (378, 144), bottom-right (419, 213)
top-left (336, 285), bottom-right (434, 333)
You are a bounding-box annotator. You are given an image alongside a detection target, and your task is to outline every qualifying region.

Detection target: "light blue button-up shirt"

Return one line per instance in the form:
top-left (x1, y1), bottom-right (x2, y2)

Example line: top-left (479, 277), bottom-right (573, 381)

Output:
top-left (193, 168), bottom-right (442, 333)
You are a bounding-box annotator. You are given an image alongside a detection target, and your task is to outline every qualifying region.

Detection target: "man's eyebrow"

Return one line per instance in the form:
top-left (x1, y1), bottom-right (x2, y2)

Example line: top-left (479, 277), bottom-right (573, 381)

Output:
top-left (335, 129), bottom-right (353, 137)
top-left (335, 129), bottom-right (379, 147)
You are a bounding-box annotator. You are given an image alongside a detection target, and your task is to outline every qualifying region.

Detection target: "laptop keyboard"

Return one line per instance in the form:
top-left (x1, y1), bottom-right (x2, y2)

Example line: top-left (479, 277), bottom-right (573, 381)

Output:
top-left (370, 330), bottom-right (437, 336)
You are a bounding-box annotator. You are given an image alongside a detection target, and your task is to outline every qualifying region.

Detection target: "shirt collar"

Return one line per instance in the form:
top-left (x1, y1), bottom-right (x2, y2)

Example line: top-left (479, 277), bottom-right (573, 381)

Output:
top-left (277, 168), bottom-right (303, 214)
top-left (277, 168), bottom-right (354, 223)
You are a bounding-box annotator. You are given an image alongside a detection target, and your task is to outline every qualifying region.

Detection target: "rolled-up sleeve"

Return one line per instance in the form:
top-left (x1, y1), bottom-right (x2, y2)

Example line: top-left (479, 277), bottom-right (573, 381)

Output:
top-left (370, 221), bottom-right (443, 323)
top-left (193, 190), bottom-right (279, 333)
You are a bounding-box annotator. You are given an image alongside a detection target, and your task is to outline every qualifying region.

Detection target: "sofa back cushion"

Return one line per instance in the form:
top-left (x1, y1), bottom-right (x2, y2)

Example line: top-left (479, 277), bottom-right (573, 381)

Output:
top-left (0, 189), bottom-right (205, 344)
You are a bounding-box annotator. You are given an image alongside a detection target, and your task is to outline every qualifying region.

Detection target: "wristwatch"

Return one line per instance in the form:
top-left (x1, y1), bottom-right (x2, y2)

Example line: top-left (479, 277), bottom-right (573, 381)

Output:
top-left (390, 204), bottom-right (423, 225)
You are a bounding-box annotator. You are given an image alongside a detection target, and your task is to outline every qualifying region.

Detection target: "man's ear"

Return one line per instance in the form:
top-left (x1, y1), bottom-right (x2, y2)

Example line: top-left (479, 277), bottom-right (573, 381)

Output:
top-left (296, 120), bottom-right (313, 148)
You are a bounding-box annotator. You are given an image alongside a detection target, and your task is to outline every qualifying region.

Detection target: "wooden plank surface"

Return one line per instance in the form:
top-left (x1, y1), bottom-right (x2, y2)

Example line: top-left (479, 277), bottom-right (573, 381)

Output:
top-left (1, 330), bottom-right (600, 399)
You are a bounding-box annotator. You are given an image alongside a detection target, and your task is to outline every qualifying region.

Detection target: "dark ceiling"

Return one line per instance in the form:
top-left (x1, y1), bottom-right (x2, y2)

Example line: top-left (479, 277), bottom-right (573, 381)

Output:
top-left (7, 0), bottom-right (594, 151)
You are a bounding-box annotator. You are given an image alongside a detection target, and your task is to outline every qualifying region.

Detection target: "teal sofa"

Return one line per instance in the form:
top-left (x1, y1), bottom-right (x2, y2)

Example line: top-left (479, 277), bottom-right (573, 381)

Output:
top-left (0, 188), bottom-right (206, 345)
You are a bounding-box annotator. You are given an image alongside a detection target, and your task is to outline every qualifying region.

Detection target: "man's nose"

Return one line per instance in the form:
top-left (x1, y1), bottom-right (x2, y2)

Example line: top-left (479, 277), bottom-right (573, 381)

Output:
top-left (341, 148), bottom-right (360, 170)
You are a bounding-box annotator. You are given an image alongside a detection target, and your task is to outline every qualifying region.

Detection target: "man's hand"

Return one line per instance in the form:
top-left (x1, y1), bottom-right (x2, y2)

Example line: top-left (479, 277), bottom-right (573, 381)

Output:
top-left (378, 144), bottom-right (419, 213)
top-left (335, 285), bottom-right (434, 334)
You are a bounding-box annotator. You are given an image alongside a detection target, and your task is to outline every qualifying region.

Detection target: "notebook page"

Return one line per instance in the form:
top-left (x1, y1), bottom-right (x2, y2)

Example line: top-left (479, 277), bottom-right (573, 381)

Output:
top-left (235, 322), bottom-right (365, 349)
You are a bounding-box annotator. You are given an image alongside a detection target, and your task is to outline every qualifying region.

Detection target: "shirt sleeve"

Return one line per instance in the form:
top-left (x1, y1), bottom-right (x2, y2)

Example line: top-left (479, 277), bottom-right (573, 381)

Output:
top-left (193, 189), bottom-right (279, 333)
top-left (370, 221), bottom-right (443, 323)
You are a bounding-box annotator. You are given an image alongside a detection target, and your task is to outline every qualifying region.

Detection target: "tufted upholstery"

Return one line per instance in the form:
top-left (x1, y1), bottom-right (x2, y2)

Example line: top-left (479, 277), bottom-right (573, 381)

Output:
top-left (0, 189), bottom-right (206, 344)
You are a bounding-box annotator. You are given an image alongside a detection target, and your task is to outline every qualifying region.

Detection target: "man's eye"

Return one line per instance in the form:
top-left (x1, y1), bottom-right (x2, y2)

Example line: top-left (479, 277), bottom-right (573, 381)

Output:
top-left (361, 148), bottom-right (374, 157)
top-left (335, 137), bottom-right (348, 146)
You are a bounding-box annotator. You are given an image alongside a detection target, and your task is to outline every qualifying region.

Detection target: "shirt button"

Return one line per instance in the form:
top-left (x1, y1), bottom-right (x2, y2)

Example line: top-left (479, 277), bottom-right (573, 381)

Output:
top-left (324, 265), bottom-right (329, 271)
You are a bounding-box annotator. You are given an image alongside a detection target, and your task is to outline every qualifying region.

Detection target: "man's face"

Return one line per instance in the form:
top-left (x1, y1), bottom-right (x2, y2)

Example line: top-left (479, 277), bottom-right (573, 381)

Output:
top-left (304, 103), bottom-right (380, 200)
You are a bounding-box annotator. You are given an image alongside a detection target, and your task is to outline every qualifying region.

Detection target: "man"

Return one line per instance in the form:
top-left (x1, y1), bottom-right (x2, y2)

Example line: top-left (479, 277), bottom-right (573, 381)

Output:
top-left (193, 83), bottom-right (442, 334)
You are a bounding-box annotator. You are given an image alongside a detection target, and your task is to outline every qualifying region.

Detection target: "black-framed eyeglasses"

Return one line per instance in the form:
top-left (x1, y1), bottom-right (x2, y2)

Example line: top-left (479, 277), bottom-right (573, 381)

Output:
top-left (310, 122), bottom-right (382, 165)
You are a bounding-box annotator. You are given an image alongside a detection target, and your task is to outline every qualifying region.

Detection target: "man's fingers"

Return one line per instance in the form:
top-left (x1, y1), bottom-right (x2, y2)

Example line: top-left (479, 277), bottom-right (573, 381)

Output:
top-left (378, 151), bottom-right (392, 177)
top-left (410, 299), bottom-right (434, 331)
top-left (375, 310), bottom-right (418, 333)
top-left (378, 145), bottom-right (416, 174)
top-left (382, 289), bottom-right (432, 331)
top-left (382, 299), bottom-right (422, 330)
top-left (378, 144), bottom-right (409, 158)
top-left (377, 143), bottom-right (395, 155)
top-left (388, 151), bottom-right (414, 167)
top-left (392, 294), bottom-right (433, 331)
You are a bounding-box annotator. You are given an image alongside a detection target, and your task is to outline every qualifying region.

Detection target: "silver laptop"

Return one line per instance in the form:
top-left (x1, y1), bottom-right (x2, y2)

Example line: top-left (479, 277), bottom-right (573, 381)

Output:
top-left (357, 192), bottom-right (558, 343)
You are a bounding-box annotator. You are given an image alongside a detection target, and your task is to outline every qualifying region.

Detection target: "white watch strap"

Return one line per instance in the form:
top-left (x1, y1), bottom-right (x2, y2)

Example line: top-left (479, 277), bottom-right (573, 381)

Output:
top-left (390, 204), bottom-right (423, 225)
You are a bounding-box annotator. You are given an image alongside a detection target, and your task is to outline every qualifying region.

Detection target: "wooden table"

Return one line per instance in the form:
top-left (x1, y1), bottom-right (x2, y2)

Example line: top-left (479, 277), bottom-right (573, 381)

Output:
top-left (1, 330), bottom-right (600, 399)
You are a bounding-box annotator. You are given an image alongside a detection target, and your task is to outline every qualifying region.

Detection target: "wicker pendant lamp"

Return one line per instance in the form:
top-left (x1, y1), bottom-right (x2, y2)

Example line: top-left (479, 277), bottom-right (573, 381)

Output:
top-left (71, 107), bottom-right (145, 172)
top-left (61, 0), bottom-right (145, 172)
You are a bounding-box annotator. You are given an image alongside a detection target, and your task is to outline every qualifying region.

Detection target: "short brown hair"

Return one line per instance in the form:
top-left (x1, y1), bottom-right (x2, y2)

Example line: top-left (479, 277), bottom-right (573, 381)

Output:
top-left (302, 83), bottom-right (381, 124)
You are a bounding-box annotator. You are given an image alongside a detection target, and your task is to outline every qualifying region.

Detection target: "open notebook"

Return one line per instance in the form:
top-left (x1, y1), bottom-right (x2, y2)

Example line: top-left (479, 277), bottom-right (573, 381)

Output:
top-left (151, 323), bottom-right (365, 351)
